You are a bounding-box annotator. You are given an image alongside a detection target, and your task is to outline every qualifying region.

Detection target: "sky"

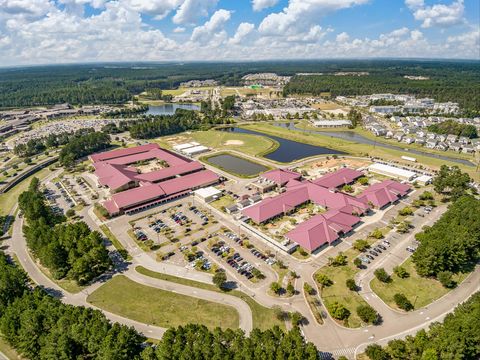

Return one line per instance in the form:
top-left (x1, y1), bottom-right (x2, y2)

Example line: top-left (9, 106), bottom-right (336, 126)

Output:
top-left (0, 0), bottom-right (478, 66)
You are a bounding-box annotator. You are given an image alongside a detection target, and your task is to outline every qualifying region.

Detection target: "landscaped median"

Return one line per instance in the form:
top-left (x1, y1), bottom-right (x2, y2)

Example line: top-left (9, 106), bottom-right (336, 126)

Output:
top-left (135, 266), bottom-right (285, 331)
top-left (87, 275), bottom-right (240, 330)
top-left (370, 258), bottom-right (468, 311)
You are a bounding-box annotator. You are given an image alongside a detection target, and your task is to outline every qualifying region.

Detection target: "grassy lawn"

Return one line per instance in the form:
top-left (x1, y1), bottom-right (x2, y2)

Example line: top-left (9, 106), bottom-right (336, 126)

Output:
top-left (0, 336), bottom-right (21, 360)
top-left (87, 275), bottom-right (239, 330)
top-left (190, 129), bottom-right (279, 157)
top-left (99, 225), bottom-right (131, 261)
top-left (0, 166), bottom-right (52, 216)
top-left (136, 266), bottom-right (285, 331)
top-left (370, 258), bottom-right (468, 310)
top-left (241, 123), bottom-right (479, 181)
top-left (210, 195), bottom-right (235, 212)
top-left (314, 248), bottom-right (369, 328)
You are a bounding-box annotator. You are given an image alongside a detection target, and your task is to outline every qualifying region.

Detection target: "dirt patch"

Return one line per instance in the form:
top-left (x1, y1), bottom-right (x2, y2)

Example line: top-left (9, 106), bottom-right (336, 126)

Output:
top-left (224, 140), bottom-right (244, 146)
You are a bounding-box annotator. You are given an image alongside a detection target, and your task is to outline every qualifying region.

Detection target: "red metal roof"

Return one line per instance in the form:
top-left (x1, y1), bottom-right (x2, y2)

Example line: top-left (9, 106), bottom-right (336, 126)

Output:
top-left (286, 209), bottom-right (360, 252)
top-left (312, 167), bottom-right (364, 189)
top-left (135, 161), bottom-right (204, 183)
top-left (90, 143), bottom-right (159, 163)
top-left (112, 184), bottom-right (166, 209)
top-left (158, 170), bottom-right (219, 196)
top-left (260, 169), bottom-right (301, 186)
top-left (357, 180), bottom-right (410, 208)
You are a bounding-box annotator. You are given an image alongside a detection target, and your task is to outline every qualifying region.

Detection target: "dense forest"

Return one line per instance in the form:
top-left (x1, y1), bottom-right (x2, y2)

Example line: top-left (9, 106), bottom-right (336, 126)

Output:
top-left (19, 177), bottom-right (112, 284)
top-left (427, 119), bottom-right (478, 138)
top-left (412, 195), bottom-right (480, 278)
top-left (364, 291), bottom-right (480, 360)
top-left (1, 60), bottom-right (478, 111)
top-left (118, 109), bottom-right (230, 139)
top-left (284, 62), bottom-right (480, 114)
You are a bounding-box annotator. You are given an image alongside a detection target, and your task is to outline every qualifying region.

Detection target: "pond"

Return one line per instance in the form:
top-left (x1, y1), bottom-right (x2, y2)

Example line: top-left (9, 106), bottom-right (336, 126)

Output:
top-left (205, 154), bottom-right (269, 177)
top-left (146, 103), bottom-right (200, 115)
top-left (220, 127), bottom-right (345, 163)
top-left (272, 122), bottom-right (475, 167)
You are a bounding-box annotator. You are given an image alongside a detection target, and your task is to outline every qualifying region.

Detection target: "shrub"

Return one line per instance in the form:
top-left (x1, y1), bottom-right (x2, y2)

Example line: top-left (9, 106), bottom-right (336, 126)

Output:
top-left (66, 209), bottom-right (75, 217)
top-left (399, 207), bottom-right (414, 216)
top-left (374, 268), bottom-right (391, 283)
top-left (342, 184), bottom-right (353, 193)
top-left (286, 282), bottom-right (295, 295)
top-left (419, 191), bottom-right (434, 200)
top-left (212, 271), bottom-right (227, 289)
top-left (270, 282), bottom-right (281, 294)
top-left (393, 266), bottom-right (409, 279)
top-left (303, 283), bottom-right (316, 295)
top-left (357, 304), bottom-right (379, 324)
top-left (353, 239), bottom-right (370, 252)
top-left (329, 252), bottom-right (347, 266)
top-left (346, 278), bottom-right (357, 291)
top-left (370, 228), bottom-right (384, 239)
top-left (393, 293), bottom-right (413, 311)
top-left (437, 271), bottom-right (456, 288)
top-left (290, 311), bottom-right (304, 326)
top-left (315, 274), bottom-right (333, 287)
top-left (328, 302), bottom-right (350, 320)
top-left (353, 258), bottom-right (362, 268)
top-left (358, 176), bottom-right (369, 185)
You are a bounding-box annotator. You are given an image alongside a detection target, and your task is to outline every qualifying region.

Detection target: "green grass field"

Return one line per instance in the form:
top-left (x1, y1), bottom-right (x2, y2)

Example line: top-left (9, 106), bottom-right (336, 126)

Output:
top-left (87, 275), bottom-right (239, 330)
top-left (370, 258), bottom-right (468, 310)
top-left (190, 129), bottom-right (279, 157)
top-left (210, 195), bottom-right (235, 212)
top-left (314, 248), bottom-right (369, 328)
top-left (136, 266), bottom-right (285, 330)
top-left (0, 166), bottom-right (52, 216)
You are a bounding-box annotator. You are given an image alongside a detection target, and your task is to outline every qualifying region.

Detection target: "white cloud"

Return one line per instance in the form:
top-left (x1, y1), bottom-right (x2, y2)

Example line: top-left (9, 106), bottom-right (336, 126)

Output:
top-left (173, 26), bottom-right (185, 33)
top-left (406, 0), bottom-right (465, 28)
top-left (190, 9), bottom-right (230, 45)
top-left (173, 0), bottom-right (218, 25)
top-left (229, 22), bottom-right (255, 45)
top-left (336, 32), bottom-right (350, 43)
top-left (0, 0), bottom-right (54, 18)
top-left (259, 0), bottom-right (370, 35)
top-left (252, 0), bottom-right (279, 12)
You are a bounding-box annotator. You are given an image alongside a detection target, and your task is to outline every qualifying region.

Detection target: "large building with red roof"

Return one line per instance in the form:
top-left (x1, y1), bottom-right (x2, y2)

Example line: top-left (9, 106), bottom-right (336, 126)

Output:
top-left (242, 168), bottom-right (410, 253)
top-left (90, 144), bottom-right (220, 216)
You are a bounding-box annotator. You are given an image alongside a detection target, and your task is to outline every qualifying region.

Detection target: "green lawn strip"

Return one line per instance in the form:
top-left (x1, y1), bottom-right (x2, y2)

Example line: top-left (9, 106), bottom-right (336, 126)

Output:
top-left (370, 258), bottom-right (468, 310)
top-left (190, 129), bottom-right (279, 157)
top-left (0, 336), bottom-right (21, 360)
top-left (304, 290), bottom-right (324, 325)
top-left (314, 248), bottom-right (368, 328)
top-left (200, 151), bottom-right (272, 179)
top-left (99, 224), bottom-right (132, 261)
top-left (136, 266), bottom-right (285, 331)
top-left (0, 166), bottom-right (52, 216)
top-left (87, 275), bottom-right (239, 330)
top-left (241, 123), bottom-right (478, 181)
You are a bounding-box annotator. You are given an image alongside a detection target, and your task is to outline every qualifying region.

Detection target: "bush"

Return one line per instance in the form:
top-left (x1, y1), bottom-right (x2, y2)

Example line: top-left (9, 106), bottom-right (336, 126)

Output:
top-left (357, 304), bottom-right (379, 324)
top-left (286, 282), bottom-right (295, 295)
top-left (393, 266), bottom-right (409, 279)
top-left (358, 176), bottom-right (369, 185)
top-left (420, 191), bottom-right (434, 200)
top-left (353, 239), bottom-right (370, 252)
top-left (329, 252), bottom-right (347, 266)
top-left (328, 302), bottom-right (350, 320)
top-left (212, 271), bottom-right (227, 289)
top-left (290, 311), bottom-right (304, 326)
top-left (370, 228), bottom-right (384, 239)
top-left (303, 283), bottom-right (316, 295)
top-left (374, 268), bottom-right (391, 283)
top-left (315, 273), bottom-right (333, 287)
top-left (346, 278), bottom-right (357, 291)
top-left (270, 282), bottom-right (282, 294)
top-left (342, 184), bottom-right (353, 193)
top-left (399, 207), bottom-right (414, 216)
top-left (353, 258), bottom-right (362, 268)
top-left (437, 271), bottom-right (456, 288)
top-left (65, 209), bottom-right (75, 217)
top-left (393, 293), bottom-right (414, 311)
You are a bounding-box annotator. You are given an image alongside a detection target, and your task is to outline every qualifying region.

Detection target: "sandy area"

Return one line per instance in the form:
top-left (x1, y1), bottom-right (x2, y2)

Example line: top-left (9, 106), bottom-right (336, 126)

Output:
top-left (296, 158), bottom-right (371, 178)
top-left (224, 140), bottom-right (244, 146)
top-left (323, 109), bottom-right (349, 116)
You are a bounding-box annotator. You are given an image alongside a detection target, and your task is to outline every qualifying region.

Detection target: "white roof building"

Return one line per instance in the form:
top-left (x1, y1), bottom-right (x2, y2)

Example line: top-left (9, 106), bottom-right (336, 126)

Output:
top-left (368, 163), bottom-right (417, 181)
top-left (194, 187), bottom-right (222, 202)
top-left (182, 145), bottom-right (209, 156)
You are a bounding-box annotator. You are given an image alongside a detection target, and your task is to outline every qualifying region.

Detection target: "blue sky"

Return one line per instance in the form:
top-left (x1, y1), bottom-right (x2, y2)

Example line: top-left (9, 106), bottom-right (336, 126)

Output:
top-left (0, 0), bottom-right (478, 66)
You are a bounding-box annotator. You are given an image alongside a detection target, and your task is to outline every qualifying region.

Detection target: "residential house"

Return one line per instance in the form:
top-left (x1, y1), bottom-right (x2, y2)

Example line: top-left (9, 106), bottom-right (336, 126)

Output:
top-left (446, 134), bottom-right (458, 143)
top-left (437, 134), bottom-right (447, 142)
top-left (462, 144), bottom-right (475, 154)
top-left (436, 142), bottom-right (449, 151)
top-left (449, 142), bottom-right (462, 152)
top-left (385, 130), bottom-right (394, 139)
top-left (415, 138), bottom-right (426, 145)
top-left (371, 125), bottom-right (387, 136)
top-left (426, 132), bottom-right (437, 140)
top-left (403, 136), bottom-right (415, 144)
top-left (459, 136), bottom-right (470, 144)
top-left (394, 132), bottom-right (404, 142)
top-left (426, 139), bottom-right (438, 149)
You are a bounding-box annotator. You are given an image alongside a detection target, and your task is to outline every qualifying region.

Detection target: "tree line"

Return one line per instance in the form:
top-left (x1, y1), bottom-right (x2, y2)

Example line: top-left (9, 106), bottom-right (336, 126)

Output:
top-left (412, 195), bottom-right (480, 278)
top-left (58, 131), bottom-right (110, 167)
top-left (19, 177), bottom-right (112, 285)
top-left (364, 291), bottom-right (480, 360)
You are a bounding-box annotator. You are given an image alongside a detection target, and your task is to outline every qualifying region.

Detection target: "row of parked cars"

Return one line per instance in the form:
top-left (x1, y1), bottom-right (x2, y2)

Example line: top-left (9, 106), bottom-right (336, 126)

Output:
top-left (171, 211), bottom-right (189, 226)
top-left (250, 248), bottom-right (276, 266)
top-left (358, 240), bottom-right (390, 264)
top-left (148, 219), bottom-right (169, 233)
top-left (53, 182), bottom-right (75, 208)
top-left (189, 206), bottom-right (209, 226)
top-left (211, 242), bottom-right (254, 279)
top-left (134, 229), bottom-right (148, 241)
